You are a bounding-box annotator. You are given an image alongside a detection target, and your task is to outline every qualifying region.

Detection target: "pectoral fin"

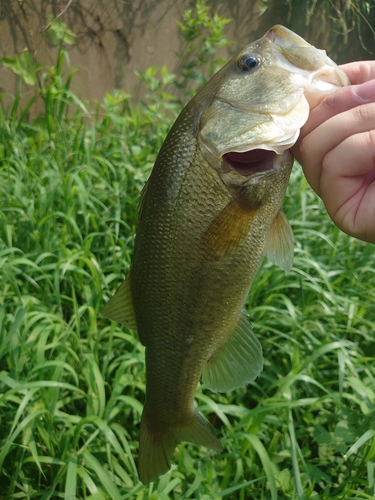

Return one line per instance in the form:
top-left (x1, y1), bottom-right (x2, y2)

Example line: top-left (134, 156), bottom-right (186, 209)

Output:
top-left (101, 273), bottom-right (138, 332)
top-left (200, 195), bottom-right (258, 262)
top-left (264, 210), bottom-right (294, 273)
top-left (202, 312), bottom-right (263, 393)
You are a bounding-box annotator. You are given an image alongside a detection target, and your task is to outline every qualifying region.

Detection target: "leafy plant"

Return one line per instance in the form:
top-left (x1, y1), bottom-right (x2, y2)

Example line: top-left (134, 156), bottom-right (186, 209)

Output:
top-left (176, 0), bottom-right (233, 94)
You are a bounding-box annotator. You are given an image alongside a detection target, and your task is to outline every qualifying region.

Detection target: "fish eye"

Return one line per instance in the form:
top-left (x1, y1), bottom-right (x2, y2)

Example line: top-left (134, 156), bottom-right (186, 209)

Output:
top-left (238, 54), bottom-right (260, 71)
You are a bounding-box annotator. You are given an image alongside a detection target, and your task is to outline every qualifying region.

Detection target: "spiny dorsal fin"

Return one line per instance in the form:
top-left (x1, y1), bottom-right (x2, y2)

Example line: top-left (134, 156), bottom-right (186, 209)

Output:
top-left (264, 210), bottom-right (294, 273)
top-left (202, 311), bottom-right (263, 393)
top-left (200, 194), bottom-right (259, 262)
top-left (101, 273), bottom-right (137, 332)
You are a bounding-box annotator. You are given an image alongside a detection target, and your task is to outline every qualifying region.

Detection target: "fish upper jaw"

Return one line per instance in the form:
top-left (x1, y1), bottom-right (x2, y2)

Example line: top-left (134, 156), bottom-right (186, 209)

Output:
top-left (199, 121), bottom-right (301, 162)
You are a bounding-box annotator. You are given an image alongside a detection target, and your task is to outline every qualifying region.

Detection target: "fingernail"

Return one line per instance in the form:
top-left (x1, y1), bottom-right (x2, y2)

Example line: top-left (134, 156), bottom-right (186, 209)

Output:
top-left (353, 79), bottom-right (375, 101)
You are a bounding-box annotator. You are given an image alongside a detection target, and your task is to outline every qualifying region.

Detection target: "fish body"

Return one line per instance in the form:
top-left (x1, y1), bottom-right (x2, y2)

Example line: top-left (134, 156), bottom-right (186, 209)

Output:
top-left (102, 25), bottom-right (349, 484)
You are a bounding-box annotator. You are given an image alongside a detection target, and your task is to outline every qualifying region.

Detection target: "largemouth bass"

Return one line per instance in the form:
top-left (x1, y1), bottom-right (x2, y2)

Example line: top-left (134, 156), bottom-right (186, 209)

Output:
top-left (102, 25), bottom-right (349, 484)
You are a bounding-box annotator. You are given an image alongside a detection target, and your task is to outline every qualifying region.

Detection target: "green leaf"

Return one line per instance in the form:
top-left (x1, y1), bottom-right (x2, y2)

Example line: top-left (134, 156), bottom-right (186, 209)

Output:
top-left (65, 454), bottom-right (78, 500)
top-left (345, 430), bottom-right (375, 459)
top-left (84, 452), bottom-right (123, 500)
top-left (1, 53), bottom-right (41, 85)
top-left (1, 56), bottom-right (23, 74)
top-left (242, 434), bottom-right (278, 500)
top-left (47, 16), bottom-right (76, 46)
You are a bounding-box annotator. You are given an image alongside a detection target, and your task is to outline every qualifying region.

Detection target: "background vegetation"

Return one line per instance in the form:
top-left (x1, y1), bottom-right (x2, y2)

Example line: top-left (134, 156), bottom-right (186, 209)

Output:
top-left (0, 2), bottom-right (374, 498)
top-left (259, 0), bottom-right (375, 57)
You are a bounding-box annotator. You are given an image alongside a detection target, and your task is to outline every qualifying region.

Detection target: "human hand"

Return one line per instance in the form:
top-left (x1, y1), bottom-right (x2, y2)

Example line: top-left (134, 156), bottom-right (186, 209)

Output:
top-left (291, 61), bottom-right (375, 243)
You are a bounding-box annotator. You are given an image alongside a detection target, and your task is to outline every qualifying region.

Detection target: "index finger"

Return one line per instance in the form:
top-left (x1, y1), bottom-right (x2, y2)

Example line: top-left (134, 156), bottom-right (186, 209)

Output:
top-left (340, 61), bottom-right (375, 84)
top-left (293, 79), bottom-right (375, 141)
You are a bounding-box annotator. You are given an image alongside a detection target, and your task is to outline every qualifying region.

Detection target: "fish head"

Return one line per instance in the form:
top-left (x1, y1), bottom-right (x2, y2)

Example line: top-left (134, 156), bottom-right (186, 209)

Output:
top-left (198, 24), bottom-right (349, 185)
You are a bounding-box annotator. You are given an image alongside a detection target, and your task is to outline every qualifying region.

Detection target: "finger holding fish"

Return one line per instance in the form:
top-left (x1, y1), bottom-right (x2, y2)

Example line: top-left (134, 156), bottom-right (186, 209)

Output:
top-left (292, 84), bottom-right (375, 194)
top-left (291, 62), bottom-right (375, 242)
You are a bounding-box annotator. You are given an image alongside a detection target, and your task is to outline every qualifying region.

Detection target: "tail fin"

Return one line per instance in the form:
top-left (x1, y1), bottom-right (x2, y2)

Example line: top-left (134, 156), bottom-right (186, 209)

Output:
top-left (138, 410), bottom-right (223, 484)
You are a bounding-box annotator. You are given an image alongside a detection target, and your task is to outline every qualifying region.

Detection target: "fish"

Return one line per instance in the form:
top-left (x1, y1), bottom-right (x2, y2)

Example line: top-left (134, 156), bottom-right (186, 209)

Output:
top-left (102, 25), bottom-right (349, 484)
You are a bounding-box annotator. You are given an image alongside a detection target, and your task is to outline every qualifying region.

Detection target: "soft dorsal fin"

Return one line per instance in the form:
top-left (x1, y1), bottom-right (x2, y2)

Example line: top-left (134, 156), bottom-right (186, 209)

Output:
top-left (101, 273), bottom-right (137, 332)
top-left (264, 210), bottom-right (294, 273)
top-left (200, 194), bottom-right (258, 262)
top-left (202, 312), bottom-right (263, 393)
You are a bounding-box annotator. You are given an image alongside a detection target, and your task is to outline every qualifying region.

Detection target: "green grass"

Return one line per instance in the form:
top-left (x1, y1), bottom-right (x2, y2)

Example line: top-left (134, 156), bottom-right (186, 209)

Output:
top-left (1, 20), bottom-right (375, 500)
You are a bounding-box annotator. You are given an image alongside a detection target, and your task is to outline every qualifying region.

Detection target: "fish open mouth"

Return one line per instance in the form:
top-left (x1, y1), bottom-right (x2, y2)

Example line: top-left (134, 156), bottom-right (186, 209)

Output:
top-left (223, 149), bottom-right (276, 176)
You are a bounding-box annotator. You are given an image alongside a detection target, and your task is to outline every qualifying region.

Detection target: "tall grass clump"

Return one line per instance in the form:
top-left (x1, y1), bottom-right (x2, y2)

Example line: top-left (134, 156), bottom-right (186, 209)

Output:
top-left (1, 1), bottom-right (375, 498)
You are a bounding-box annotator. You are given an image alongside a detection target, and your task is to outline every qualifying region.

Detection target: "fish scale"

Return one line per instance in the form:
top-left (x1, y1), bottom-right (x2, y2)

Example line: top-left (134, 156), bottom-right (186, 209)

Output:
top-left (102, 25), bottom-right (349, 484)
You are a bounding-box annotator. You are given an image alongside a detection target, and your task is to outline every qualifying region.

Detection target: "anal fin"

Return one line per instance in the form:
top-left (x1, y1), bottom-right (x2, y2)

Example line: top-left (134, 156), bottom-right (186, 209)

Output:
top-left (101, 273), bottom-right (137, 332)
top-left (202, 312), bottom-right (263, 393)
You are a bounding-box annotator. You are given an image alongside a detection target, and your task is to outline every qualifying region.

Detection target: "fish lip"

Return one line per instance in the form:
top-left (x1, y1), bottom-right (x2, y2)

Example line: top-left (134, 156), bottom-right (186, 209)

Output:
top-left (223, 149), bottom-right (277, 176)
